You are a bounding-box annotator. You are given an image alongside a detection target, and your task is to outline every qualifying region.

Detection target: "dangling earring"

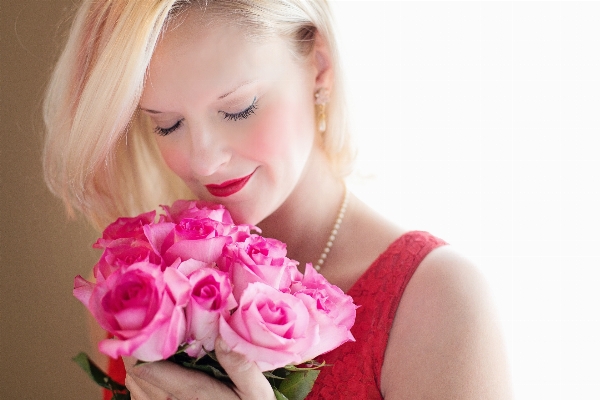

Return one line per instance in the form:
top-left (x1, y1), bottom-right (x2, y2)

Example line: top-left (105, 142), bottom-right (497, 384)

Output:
top-left (315, 88), bottom-right (330, 134)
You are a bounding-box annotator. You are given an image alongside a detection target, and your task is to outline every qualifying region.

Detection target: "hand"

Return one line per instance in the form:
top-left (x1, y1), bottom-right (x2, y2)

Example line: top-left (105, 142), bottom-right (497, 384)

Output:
top-left (123, 336), bottom-right (276, 400)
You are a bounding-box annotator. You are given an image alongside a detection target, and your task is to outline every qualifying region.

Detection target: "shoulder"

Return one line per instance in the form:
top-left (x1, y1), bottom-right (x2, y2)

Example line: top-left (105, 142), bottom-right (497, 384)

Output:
top-left (380, 245), bottom-right (513, 399)
top-left (327, 195), bottom-right (406, 291)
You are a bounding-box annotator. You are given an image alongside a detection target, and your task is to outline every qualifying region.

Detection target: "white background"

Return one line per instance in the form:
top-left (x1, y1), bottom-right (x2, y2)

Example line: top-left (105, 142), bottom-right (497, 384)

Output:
top-left (331, 1), bottom-right (600, 399)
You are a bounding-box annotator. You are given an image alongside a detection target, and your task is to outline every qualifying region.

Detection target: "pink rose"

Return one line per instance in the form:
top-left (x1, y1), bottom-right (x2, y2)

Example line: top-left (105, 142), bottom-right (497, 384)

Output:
top-left (292, 263), bottom-right (357, 331)
top-left (219, 282), bottom-right (318, 371)
top-left (93, 238), bottom-right (161, 283)
top-left (175, 218), bottom-right (228, 241)
top-left (223, 235), bottom-right (302, 299)
top-left (144, 218), bottom-right (233, 266)
top-left (292, 296), bottom-right (355, 362)
top-left (73, 261), bottom-right (191, 361)
top-left (160, 200), bottom-right (234, 224)
top-left (290, 263), bottom-right (356, 361)
top-left (183, 264), bottom-right (237, 357)
top-left (172, 258), bottom-right (214, 278)
top-left (160, 200), bottom-right (255, 241)
top-left (94, 211), bottom-right (156, 249)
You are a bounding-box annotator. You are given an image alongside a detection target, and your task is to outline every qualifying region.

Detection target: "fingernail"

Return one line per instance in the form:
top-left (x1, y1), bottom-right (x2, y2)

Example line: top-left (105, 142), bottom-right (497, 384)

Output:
top-left (128, 361), bottom-right (143, 376)
top-left (218, 338), bottom-right (231, 353)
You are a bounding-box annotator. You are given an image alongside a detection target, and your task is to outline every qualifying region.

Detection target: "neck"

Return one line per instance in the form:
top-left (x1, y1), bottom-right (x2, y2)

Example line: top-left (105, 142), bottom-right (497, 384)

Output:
top-left (256, 148), bottom-right (345, 270)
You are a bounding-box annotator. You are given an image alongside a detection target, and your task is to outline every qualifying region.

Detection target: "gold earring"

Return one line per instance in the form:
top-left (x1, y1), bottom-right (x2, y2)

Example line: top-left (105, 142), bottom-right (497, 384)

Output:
top-left (315, 88), bottom-right (330, 134)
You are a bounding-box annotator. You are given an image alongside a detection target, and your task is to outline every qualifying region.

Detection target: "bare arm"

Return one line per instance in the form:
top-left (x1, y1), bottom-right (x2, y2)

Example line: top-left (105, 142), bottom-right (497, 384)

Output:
top-left (380, 246), bottom-right (513, 399)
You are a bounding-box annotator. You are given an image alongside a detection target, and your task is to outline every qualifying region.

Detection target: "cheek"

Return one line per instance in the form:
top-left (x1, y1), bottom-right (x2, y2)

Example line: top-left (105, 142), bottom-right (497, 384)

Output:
top-left (155, 139), bottom-right (191, 179)
top-left (246, 98), bottom-right (315, 163)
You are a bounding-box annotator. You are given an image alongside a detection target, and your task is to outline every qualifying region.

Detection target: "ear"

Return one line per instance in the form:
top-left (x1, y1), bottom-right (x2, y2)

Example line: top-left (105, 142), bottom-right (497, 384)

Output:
top-left (311, 30), bottom-right (334, 91)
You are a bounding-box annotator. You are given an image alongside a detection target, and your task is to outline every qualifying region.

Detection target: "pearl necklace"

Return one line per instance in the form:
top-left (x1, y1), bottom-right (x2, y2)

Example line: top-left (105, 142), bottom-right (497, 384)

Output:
top-left (315, 187), bottom-right (350, 272)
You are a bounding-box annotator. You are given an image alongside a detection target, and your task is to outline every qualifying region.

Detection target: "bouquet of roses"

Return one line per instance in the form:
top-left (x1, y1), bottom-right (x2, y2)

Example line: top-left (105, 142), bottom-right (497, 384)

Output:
top-left (72, 200), bottom-right (357, 400)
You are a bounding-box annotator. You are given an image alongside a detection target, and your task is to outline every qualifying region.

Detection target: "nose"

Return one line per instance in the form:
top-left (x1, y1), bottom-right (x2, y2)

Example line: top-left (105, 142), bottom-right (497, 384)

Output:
top-left (185, 122), bottom-right (231, 177)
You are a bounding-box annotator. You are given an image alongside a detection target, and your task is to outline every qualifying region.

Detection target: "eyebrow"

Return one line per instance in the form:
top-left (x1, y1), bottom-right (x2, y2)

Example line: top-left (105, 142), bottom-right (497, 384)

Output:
top-left (218, 80), bottom-right (257, 100)
top-left (140, 80), bottom-right (257, 114)
top-left (141, 108), bottom-right (162, 114)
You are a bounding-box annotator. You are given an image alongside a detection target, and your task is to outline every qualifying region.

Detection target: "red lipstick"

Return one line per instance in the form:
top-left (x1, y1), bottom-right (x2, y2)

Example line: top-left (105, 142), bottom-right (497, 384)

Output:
top-left (205, 170), bottom-right (255, 198)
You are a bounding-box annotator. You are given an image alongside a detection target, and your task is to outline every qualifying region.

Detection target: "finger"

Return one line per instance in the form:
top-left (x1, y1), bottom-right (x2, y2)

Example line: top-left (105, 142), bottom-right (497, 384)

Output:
top-left (122, 356), bottom-right (155, 400)
top-left (215, 337), bottom-right (276, 400)
top-left (129, 359), bottom-right (230, 399)
top-left (128, 372), bottom-right (175, 399)
top-left (125, 373), bottom-right (152, 400)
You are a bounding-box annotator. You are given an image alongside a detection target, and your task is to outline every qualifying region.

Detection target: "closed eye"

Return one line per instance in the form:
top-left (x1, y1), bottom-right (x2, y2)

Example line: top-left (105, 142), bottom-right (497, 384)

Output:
top-left (154, 119), bottom-right (183, 136)
top-left (221, 97), bottom-right (258, 121)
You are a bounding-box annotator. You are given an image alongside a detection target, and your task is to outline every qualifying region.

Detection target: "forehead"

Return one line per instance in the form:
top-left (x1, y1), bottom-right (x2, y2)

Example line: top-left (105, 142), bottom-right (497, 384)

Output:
top-left (141, 8), bottom-right (301, 105)
top-left (152, 5), bottom-right (294, 75)
top-left (152, 9), bottom-right (259, 72)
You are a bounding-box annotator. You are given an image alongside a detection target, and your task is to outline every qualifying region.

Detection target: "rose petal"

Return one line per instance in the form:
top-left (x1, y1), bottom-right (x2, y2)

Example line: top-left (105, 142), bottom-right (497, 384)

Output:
top-left (219, 317), bottom-right (302, 371)
top-left (164, 236), bottom-right (230, 265)
top-left (73, 275), bottom-right (94, 308)
top-left (143, 222), bottom-right (176, 256)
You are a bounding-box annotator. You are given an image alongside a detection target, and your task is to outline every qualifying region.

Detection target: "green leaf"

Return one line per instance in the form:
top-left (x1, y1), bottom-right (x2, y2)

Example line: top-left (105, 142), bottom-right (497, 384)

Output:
top-left (273, 387), bottom-right (290, 400)
top-left (168, 351), bottom-right (232, 383)
top-left (72, 352), bottom-right (129, 399)
top-left (284, 360), bottom-right (326, 371)
top-left (263, 371), bottom-right (286, 380)
top-left (184, 362), bottom-right (231, 380)
top-left (203, 349), bottom-right (219, 362)
top-left (277, 370), bottom-right (320, 400)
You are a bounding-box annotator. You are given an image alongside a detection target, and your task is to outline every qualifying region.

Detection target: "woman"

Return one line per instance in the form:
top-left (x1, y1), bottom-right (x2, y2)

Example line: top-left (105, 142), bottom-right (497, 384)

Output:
top-left (43, 1), bottom-right (512, 399)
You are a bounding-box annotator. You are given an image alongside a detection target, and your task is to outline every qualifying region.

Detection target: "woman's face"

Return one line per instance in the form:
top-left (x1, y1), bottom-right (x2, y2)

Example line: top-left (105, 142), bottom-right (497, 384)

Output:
top-left (140, 12), bottom-right (319, 225)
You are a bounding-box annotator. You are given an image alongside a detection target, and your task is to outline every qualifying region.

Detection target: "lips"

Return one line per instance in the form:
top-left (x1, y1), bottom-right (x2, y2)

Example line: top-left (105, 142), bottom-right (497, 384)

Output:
top-left (205, 170), bottom-right (255, 198)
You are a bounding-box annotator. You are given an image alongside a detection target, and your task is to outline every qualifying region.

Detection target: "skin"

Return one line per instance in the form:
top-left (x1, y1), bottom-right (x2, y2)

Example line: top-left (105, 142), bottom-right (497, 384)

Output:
top-left (140, 13), bottom-right (318, 229)
top-left (119, 7), bottom-right (513, 400)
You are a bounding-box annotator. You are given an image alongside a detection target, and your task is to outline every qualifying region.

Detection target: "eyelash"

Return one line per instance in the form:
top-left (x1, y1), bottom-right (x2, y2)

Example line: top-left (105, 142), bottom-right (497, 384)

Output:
top-left (221, 97), bottom-right (258, 121)
top-left (155, 120), bottom-right (182, 137)
top-left (153, 97), bottom-right (258, 136)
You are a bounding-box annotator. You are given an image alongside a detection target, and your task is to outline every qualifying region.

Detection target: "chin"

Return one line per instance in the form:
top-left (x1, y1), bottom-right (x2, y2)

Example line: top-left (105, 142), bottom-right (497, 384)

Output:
top-left (227, 204), bottom-right (268, 227)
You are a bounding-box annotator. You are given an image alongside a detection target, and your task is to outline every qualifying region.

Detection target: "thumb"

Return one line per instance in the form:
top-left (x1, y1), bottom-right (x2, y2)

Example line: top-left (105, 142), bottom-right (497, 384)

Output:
top-left (214, 336), bottom-right (275, 400)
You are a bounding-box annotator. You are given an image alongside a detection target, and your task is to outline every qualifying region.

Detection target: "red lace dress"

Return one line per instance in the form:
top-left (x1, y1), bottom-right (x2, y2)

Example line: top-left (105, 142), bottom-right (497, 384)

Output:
top-left (104, 231), bottom-right (446, 400)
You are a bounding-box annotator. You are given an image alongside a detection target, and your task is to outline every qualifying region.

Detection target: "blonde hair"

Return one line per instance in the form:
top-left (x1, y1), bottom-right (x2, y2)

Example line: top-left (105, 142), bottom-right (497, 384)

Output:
top-left (43, 0), bottom-right (353, 230)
